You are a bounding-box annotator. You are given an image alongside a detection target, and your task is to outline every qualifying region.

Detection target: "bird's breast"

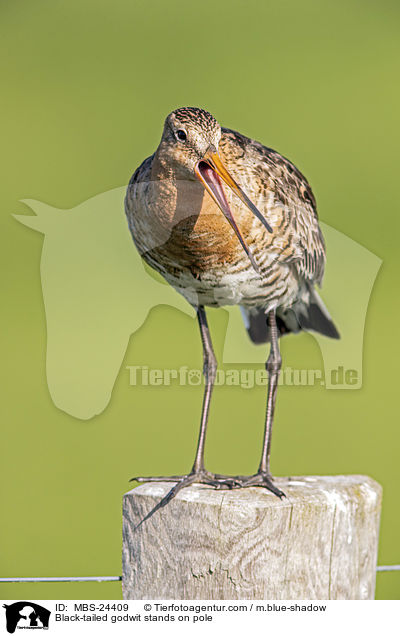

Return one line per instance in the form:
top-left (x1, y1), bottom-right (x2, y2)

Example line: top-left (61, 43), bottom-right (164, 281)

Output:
top-left (126, 160), bottom-right (299, 309)
top-left (130, 174), bottom-right (277, 276)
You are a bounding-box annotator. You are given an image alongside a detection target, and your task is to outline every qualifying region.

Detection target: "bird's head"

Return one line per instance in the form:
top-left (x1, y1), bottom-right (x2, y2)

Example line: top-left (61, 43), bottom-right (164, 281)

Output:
top-left (160, 107), bottom-right (222, 176)
top-left (157, 107), bottom-right (272, 272)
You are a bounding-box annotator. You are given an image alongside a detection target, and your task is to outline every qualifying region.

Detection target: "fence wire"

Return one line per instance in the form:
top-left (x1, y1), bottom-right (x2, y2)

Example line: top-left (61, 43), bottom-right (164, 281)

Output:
top-left (0, 576), bottom-right (122, 583)
top-left (0, 567), bottom-right (399, 583)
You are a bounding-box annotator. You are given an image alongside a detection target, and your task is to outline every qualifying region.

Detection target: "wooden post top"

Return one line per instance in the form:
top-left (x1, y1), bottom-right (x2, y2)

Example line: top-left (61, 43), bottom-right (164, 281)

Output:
top-left (126, 474), bottom-right (381, 510)
top-left (123, 475), bottom-right (382, 600)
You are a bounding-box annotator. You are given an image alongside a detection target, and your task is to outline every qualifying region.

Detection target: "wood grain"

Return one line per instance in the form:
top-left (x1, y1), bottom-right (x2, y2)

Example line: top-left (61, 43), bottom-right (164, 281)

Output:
top-left (122, 475), bottom-right (382, 600)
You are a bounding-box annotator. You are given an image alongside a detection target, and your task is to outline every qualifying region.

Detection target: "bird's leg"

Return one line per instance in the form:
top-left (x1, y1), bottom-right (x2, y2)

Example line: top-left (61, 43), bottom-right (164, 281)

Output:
top-left (131, 306), bottom-right (242, 529)
top-left (241, 309), bottom-right (285, 498)
top-left (191, 305), bottom-right (217, 473)
top-left (260, 309), bottom-right (281, 476)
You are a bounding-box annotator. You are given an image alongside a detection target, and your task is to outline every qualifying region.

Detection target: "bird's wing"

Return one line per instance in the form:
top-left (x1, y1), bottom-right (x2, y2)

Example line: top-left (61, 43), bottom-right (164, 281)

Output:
top-left (221, 128), bottom-right (326, 286)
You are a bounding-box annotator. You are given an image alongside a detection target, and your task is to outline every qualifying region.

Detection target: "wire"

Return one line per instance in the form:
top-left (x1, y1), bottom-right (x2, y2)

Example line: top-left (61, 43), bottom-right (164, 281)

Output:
top-left (0, 576), bottom-right (122, 583)
top-left (1, 568), bottom-right (399, 582)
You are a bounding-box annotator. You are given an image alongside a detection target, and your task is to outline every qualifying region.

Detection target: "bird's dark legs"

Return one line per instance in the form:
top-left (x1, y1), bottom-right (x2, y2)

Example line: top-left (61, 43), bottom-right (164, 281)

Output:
top-left (131, 308), bottom-right (285, 528)
top-left (243, 309), bottom-right (285, 498)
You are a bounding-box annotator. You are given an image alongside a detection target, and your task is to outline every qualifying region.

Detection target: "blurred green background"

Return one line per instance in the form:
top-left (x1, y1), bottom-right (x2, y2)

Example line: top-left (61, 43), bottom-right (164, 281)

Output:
top-left (1, 0), bottom-right (399, 600)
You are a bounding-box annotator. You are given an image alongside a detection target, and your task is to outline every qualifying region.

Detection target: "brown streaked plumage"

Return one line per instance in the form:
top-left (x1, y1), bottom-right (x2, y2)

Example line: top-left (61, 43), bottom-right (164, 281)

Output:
top-left (125, 106), bottom-right (339, 526)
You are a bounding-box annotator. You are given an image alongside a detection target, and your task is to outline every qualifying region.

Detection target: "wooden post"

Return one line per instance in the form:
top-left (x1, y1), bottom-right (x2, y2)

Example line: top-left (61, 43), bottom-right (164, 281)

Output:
top-left (122, 475), bottom-right (382, 600)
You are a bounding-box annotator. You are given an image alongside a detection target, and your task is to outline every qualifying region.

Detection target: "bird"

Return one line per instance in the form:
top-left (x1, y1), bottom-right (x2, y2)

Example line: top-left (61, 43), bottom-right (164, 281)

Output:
top-left (125, 106), bottom-right (339, 523)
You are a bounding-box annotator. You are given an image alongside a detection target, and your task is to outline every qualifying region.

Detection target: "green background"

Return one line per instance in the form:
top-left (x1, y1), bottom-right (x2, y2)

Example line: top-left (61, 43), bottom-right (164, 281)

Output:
top-left (1, 0), bottom-right (399, 600)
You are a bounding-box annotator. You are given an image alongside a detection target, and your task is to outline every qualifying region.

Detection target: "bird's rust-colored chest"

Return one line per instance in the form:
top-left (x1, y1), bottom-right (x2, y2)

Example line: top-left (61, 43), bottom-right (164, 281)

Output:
top-left (129, 150), bottom-right (269, 274)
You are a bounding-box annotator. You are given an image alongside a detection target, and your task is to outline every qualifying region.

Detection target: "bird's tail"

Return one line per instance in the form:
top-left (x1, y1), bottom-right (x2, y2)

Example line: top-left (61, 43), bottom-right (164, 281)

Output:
top-left (241, 287), bottom-right (340, 344)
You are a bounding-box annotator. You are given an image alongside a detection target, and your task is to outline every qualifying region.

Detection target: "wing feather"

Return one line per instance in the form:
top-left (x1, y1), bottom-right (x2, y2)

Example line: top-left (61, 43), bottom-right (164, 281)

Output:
top-left (221, 128), bottom-right (326, 286)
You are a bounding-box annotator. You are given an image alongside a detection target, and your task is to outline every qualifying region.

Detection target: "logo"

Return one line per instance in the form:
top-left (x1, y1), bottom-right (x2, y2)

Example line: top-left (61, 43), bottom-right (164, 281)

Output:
top-left (2, 603), bottom-right (50, 633)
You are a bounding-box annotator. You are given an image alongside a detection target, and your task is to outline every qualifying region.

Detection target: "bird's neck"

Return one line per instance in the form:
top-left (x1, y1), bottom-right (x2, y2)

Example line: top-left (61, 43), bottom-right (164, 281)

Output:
top-left (151, 150), bottom-right (175, 182)
top-left (146, 146), bottom-right (205, 230)
top-left (152, 143), bottom-right (197, 183)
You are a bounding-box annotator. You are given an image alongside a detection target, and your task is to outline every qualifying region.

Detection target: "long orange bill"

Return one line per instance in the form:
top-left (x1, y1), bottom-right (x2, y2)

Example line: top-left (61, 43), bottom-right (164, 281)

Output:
top-left (195, 149), bottom-right (272, 273)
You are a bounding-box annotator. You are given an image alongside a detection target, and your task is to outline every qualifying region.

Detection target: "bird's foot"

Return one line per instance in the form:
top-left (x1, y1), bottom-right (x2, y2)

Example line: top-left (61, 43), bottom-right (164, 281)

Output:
top-left (239, 470), bottom-right (286, 499)
top-left (131, 471), bottom-right (243, 489)
top-left (130, 471), bottom-right (244, 529)
top-left (130, 470), bottom-right (285, 529)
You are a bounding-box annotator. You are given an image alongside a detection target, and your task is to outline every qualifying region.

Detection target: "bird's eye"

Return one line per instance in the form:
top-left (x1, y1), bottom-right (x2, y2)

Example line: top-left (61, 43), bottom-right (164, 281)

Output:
top-left (176, 129), bottom-right (187, 142)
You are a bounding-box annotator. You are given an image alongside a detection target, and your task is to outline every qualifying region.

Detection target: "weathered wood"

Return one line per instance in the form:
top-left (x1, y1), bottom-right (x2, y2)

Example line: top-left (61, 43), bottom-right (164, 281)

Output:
top-left (122, 475), bottom-right (382, 600)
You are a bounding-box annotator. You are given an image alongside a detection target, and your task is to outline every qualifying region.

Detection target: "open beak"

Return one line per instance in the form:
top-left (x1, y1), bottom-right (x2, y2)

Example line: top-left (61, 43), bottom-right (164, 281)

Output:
top-left (195, 147), bottom-right (272, 273)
